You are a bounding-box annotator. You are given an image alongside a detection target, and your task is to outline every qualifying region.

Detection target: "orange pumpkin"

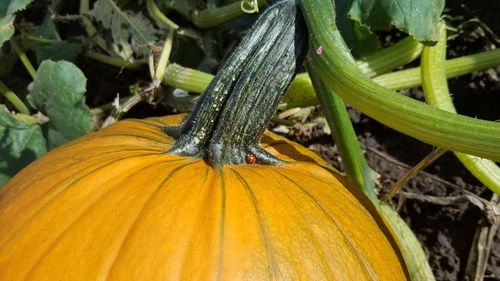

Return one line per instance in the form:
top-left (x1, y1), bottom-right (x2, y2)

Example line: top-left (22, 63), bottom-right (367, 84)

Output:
top-left (0, 2), bottom-right (409, 279)
top-left (0, 114), bottom-right (408, 280)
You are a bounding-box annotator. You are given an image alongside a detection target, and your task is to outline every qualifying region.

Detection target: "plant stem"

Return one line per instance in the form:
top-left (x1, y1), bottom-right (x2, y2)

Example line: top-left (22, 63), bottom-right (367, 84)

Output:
top-left (375, 48), bottom-right (500, 90)
top-left (146, 0), bottom-right (179, 30)
top-left (165, 1), bottom-right (305, 165)
top-left (85, 51), bottom-right (146, 69)
top-left (164, 63), bottom-right (214, 93)
top-left (356, 36), bottom-right (423, 78)
top-left (191, 0), bottom-right (267, 28)
top-left (301, 0), bottom-right (500, 161)
top-left (308, 67), bottom-right (377, 201)
top-left (0, 80), bottom-right (31, 115)
top-left (163, 48), bottom-right (500, 108)
top-left (421, 23), bottom-right (500, 195)
top-left (154, 30), bottom-right (174, 82)
top-left (9, 37), bottom-right (37, 79)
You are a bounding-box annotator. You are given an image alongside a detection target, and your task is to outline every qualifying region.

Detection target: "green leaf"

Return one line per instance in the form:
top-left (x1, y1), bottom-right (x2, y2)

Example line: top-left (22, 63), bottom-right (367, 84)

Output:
top-left (27, 60), bottom-right (92, 149)
top-left (89, 0), bottom-right (159, 61)
top-left (335, 0), bottom-right (380, 57)
top-left (31, 14), bottom-right (60, 39)
top-left (0, 0), bottom-right (34, 47)
top-left (0, 105), bottom-right (46, 186)
top-left (348, 0), bottom-right (445, 42)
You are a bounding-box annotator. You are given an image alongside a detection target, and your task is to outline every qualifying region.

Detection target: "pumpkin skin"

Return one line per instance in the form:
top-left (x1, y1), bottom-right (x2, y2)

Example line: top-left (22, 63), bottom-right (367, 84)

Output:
top-left (0, 114), bottom-right (408, 280)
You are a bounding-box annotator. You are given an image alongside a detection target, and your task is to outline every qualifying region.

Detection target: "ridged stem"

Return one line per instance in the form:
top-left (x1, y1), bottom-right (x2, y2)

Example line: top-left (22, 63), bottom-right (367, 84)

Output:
top-left (300, 0), bottom-right (500, 161)
top-left (0, 80), bottom-right (31, 115)
top-left (165, 0), bottom-right (305, 165)
top-left (421, 23), bottom-right (500, 195)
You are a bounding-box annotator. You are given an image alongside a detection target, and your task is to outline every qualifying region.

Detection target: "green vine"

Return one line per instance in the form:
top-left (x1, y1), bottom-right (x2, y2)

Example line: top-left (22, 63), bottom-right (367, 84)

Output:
top-left (301, 0), bottom-right (500, 161)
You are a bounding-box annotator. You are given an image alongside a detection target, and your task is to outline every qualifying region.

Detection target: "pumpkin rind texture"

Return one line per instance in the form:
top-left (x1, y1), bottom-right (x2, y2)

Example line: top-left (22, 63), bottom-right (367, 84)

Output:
top-left (0, 115), bottom-right (408, 280)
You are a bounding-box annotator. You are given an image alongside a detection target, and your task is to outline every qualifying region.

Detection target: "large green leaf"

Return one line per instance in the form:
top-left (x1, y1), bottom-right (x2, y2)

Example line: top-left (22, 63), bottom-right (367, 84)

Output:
top-left (348, 0), bottom-right (445, 42)
top-left (27, 60), bottom-right (92, 149)
top-left (0, 105), bottom-right (46, 186)
top-left (89, 0), bottom-right (159, 61)
top-left (0, 0), bottom-right (34, 47)
top-left (335, 0), bottom-right (380, 57)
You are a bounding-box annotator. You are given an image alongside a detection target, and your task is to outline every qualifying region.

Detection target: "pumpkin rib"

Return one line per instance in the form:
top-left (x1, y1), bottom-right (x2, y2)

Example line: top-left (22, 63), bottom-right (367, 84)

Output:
top-left (24, 148), bottom-right (165, 178)
top-left (0, 151), bottom-right (161, 219)
top-left (20, 159), bottom-right (177, 281)
top-left (102, 161), bottom-right (199, 280)
top-left (0, 152), bottom-right (168, 207)
top-left (0, 153), bottom-right (171, 249)
top-left (251, 166), bottom-right (338, 279)
top-left (98, 124), bottom-right (170, 139)
top-left (176, 165), bottom-right (213, 279)
top-left (82, 132), bottom-right (172, 145)
top-left (272, 169), bottom-right (380, 280)
top-left (261, 140), bottom-right (289, 150)
top-left (1, 149), bottom-right (168, 202)
top-left (215, 167), bottom-right (227, 281)
top-left (126, 118), bottom-right (171, 129)
top-left (229, 168), bottom-right (280, 280)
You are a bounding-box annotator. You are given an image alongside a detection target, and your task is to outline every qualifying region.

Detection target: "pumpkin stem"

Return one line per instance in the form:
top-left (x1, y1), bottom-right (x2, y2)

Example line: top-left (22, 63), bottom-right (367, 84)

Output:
top-left (165, 0), bottom-right (306, 165)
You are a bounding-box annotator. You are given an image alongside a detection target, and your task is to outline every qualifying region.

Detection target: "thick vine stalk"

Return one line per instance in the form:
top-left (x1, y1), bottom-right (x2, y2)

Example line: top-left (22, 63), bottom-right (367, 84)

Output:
top-left (421, 23), bottom-right (500, 195)
top-left (300, 0), bottom-right (500, 161)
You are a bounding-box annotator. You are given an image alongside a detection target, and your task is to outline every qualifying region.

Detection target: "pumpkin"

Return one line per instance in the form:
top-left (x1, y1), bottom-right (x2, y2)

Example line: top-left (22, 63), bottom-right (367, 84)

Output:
top-left (0, 1), bottom-right (409, 280)
top-left (0, 114), bottom-right (408, 280)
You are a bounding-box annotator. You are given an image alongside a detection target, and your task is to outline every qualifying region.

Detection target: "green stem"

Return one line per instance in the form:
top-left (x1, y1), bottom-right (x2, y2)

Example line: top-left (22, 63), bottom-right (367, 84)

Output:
top-left (308, 67), bottom-right (377, 201)
top-left (191, 0), bottom-right (267, 28)
top-left (0, 80), bottom-right (31, 115)
top-left (9, 37), bottom-right (37, 79)
top-left (284, 36), bottom-right (423, 108)
top-left (421, 23), bottom-right (500, 195)
top-left (301, 0), bottom-right (500, 161)
top-left (146, 0), bottom-right (179, 30)
top-left (85, 51), bottom-right (147, 70)
top-left (356, 36), bottom-right (423, 78)
top-left (164, 63), bottom-right (214, 93)
top-left (375, 48), bottom-right (500, 90)
top-left (154, 30), bottom-right (174, 82)
top-left (377, 202), bottom-right (436, 281)
top-left (163, 48), bottom-right (500, 109)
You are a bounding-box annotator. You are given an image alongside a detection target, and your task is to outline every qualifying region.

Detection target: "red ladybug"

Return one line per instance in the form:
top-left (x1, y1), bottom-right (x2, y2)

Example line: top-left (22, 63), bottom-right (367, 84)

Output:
top-left (245, 154), bottom-right (257, 164)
